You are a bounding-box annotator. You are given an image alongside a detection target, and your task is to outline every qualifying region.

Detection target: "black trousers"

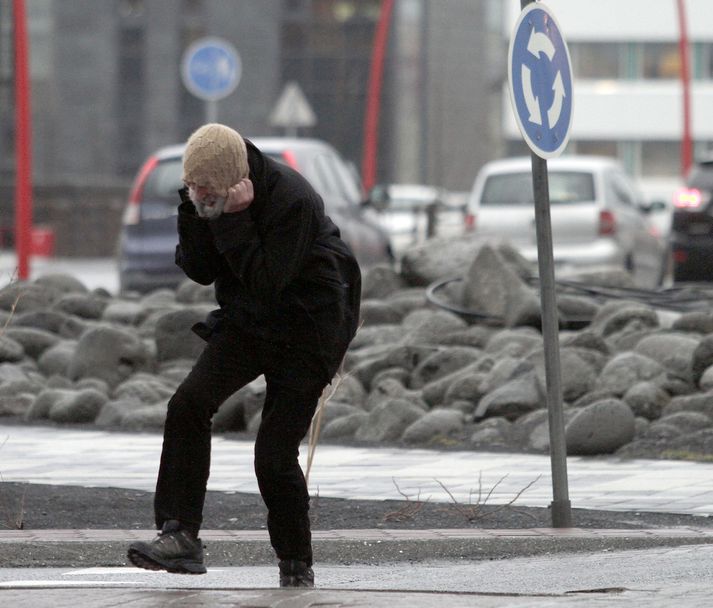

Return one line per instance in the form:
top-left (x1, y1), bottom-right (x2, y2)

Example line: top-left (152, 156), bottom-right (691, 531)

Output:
top-left (154, 322), bottom-right (327, 566)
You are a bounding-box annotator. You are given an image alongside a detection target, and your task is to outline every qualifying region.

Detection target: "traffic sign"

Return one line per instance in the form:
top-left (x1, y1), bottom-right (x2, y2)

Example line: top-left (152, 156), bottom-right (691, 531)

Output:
top-left (269, 81), bottom-right (317, 130)
top-left (181, 37), bottom-right (241, 102)
top-left (508, 2), bottom-right (573, 158)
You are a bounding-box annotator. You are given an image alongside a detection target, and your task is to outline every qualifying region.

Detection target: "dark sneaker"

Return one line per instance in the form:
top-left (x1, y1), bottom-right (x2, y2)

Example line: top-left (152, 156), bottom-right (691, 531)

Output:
top-left (279, 559), bottom-right (314, 587)
top-left (127, 520), bottom-right (206, 574)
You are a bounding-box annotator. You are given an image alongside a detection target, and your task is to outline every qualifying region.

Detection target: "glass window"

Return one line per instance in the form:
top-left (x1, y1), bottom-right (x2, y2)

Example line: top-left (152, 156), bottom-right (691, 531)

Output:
top-left (642, 43), bottom-right (680, 79)
top-left (570, 43), bottom-right (621, 79)
top-left (575, 140), bottom-right (618, 158)
top-left (481, 171), bottom-right (594, 206)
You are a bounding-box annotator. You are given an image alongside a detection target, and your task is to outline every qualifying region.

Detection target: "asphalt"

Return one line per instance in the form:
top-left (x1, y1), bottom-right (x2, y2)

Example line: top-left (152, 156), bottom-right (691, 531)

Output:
top-left (3, 256), bottom-right (713, 605)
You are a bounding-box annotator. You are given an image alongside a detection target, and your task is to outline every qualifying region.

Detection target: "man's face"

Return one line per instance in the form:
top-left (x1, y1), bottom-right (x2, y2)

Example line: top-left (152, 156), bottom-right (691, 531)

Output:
top-left (186, 183), bottom-right (226, 219)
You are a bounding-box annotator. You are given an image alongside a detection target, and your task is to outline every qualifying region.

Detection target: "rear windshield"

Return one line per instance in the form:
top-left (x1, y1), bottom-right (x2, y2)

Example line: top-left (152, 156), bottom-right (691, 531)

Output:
top-left (143, 158), bottom-right (183, 201)
top-left (481, 171), bottom-right (595, 206)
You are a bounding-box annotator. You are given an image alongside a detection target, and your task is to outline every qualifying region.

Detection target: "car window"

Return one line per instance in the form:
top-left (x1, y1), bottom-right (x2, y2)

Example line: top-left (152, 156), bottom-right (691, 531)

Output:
top-left (312, 153), bottom-right (349, 209)
top-left (139, 158), bottom-right (182, 220)
top-left (481, 171), bottom-right (595, 206)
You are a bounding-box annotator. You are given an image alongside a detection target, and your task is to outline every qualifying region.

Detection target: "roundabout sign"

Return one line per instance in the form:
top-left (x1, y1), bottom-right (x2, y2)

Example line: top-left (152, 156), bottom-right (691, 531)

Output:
top-left (508, 2), bottom-right (573, 158)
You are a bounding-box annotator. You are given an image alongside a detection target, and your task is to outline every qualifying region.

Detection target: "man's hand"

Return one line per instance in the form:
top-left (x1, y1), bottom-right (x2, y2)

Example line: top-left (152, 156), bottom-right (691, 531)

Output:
top-left (224, 178), bottom-right (254, 213)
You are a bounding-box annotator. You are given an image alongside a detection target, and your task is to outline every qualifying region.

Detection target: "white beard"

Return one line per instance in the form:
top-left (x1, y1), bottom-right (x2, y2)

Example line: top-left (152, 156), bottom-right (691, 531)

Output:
top-left (188, 186), bottom-right (226, 219)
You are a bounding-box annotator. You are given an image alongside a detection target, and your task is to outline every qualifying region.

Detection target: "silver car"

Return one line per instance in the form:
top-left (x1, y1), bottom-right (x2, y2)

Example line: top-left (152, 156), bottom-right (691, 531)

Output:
top-left (466, 156), bottom-right (667, 287)
top-left (117, 137), bottom-right (392, 293)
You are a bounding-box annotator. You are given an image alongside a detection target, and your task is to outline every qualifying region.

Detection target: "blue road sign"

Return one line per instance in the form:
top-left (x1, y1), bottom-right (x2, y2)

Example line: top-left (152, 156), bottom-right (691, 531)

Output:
top-left (181, 37), bottom-right (241, 102)
top-left (508, 3), bottom-right (573, 158)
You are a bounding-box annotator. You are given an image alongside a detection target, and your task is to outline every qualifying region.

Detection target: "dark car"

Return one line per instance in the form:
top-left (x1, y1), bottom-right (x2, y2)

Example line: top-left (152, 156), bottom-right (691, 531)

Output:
top-left (117, 137), bottom-right (393, 293)
top-left (670, 156), bottom-right (713, 282)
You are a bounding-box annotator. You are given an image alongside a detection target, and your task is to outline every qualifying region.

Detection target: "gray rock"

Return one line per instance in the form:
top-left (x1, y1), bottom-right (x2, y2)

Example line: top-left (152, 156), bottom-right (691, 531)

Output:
top-left (634, 332), bottom-right (700, 381)
top-left (120, 402), bottom-right (168, 430)
top-left (0, 282), bottom-right (60, 314)
top-left (442, 371), bottom-right (488, 405)
top-left (438, 325), bottom-right (494, 348)
top-left (369, 367), bottom-right (411, 388)
top-left (661, 392), bottom-right (713, 419)
top-left (594, 304), bottom-right (659, 338)
top-left (53, 293), bottom-right (108, 319)
top-left (67, 325), bottom-right (154, 387)
top-left (469, 416), bottom-right (512, 447)
top-left (350, 324), bottom-right (404, 350)
top-left (11, 310), bottom-right (71, 334)
top-left (358, 301), bottom-right (403, 327)
top-left (399, 235), bottom-right (483, 286)
top-left (700, 365), bottom-right (713, 391)
top-left (474, 371), bottom-right (543, 421)
top-left (0, 393), bottom-right (34, 416)
top-left (0, 335), bottom-right (24, 363)
top-left (527, 347), bottom-right (597, 403)
top-left (460, 243), bottom-right (537, 327)
top-left (623, 381), bottom-right (670, 420)
top-left (596, 352), bottom-right (665, 396)
top-left (313, 401), bottom-right (363, 429)
top-left (154, 309), bottom-right (206, 362)
top-left (655, 411), bottom-right (712, 435)
top-left (384, 289), bottom-right (429, 317)
top-left (484, 328), bottom-right (542, 357)
top-left (3, 327), bottom-right (60, 359)
top-left (361, 265), bottom-right (405, 299)
top-left (26, 388), bottom-right (73, 420)
top-left (402, 409), bottom-right (464, 444)
top-left (691, 335), bottom-right (713, 388)
top-left (113, 376), bottom-right (174, 404)
top-left (0, 363), bottom-right (30, 384)
top-left (672, 311), bottom-right (713, 334)
top-left (0, 378), bottom-right (44, 397)
top-left (175, 280), bottom-right (216, 304)
top-left (328, 374), bottom-right (367, 408)
top-left (561, 331), bottom-right (610, 355)
top-left (48, 388), bottom-right (108, 423)
top-left (101, 301), bottom-right (144, 325)
top-left (95, 398), bottom-right (147, 427)
top-left (401, 310), bottom-right (467, 345)
top-left (321, 412), bottom-right (369, 439)
top-left (410, 346), bottom-right (481, 389)
top-left (354, 397), bottom-right (425, 442)
top-left (565, 399), bottom-right (635, 455)
top-left (37, 340), bottom-right (76, 377)
top-left (34, 273), bottom-right (89, 294)
top-left (364, 378), bottom-right (426, 412)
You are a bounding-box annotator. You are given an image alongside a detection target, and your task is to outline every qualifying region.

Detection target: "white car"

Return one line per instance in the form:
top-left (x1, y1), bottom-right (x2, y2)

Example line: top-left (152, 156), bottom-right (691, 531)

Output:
top-left (466, 156), bottom-right (668, 287)
top-left (370, 184), bottom-right (467, 256)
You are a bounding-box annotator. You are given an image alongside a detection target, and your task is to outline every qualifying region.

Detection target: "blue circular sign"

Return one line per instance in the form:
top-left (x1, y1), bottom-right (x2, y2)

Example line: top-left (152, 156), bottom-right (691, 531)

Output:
top-left (181, 37), bottom-right (241, 101)
top-left (508, 3), bottom-right (573, 158)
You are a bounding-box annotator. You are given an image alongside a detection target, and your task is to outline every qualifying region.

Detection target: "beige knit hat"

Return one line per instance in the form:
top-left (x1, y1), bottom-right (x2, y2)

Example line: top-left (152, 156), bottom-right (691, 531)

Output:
top-left (182, 123), bottom-right (249, 196)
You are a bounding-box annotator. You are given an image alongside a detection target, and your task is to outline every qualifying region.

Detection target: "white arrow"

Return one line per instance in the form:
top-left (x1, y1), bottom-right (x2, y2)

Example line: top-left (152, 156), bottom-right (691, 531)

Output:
top-left (527, 28), bottom-right (555, 60)
top-left (521, 64), bottom-right (542, 125)
top-left (547, 71), bottom-right (565, 127)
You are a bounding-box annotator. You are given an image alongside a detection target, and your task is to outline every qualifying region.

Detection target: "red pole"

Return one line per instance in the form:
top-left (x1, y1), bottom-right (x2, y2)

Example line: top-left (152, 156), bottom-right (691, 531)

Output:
top-left (676, 0), bottom-right (693, 178)
top-left (361, 0), bottom-right (394, 192)
top-left (13, 0), bottom-right (33, 280)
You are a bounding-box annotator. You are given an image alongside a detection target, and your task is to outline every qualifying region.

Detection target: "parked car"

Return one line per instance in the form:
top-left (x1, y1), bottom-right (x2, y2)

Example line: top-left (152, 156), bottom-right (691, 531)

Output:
top-left (117, 137), bottom-right (393, 293)
top-left (466, 156), bottom-right (668, 287)
top-left (368, 183), bottom-right (466, 256)
top-left (669, 155), bottom-right (713, 282)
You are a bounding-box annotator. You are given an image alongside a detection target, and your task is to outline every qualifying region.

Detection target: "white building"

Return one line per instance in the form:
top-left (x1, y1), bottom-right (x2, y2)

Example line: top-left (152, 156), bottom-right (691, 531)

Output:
top-left (501, 0), bottom-right (713, 201)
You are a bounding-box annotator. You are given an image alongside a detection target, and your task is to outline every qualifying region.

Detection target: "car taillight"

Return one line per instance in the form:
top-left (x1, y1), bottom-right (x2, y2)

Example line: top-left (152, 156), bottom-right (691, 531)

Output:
top-left (281, 150), bottom-right (300, 171)
top-left (674, 187), bottom-right (706, 209)
top-left (598, 210), bottom-right (616, 236)
top-left (123, 155), bottom-right (159, 225)
top-left (464, 213), bottom-right (476, 231)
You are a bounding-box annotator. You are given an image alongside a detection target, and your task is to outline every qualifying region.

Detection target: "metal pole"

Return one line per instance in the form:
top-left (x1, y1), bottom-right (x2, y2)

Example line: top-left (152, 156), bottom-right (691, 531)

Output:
top-left (676, 0), bottom-right (693, 177)
top-left (13, 0), bottom-right (32, 280)
top-left (520, 0), bottom-right (572, 528)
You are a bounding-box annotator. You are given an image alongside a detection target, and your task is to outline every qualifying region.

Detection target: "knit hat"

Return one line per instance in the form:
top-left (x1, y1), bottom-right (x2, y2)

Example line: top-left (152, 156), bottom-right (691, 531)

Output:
top-left (182, 123), bottom-right (249, 196)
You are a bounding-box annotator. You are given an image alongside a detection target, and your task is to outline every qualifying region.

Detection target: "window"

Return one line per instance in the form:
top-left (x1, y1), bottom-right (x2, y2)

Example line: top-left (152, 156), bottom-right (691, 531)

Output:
top-left (642, 43), bottom-right (680, 79)
top-left (570, 43), bottom-right (621, 79)
top-left (481, 171), bottom-right (595, 206)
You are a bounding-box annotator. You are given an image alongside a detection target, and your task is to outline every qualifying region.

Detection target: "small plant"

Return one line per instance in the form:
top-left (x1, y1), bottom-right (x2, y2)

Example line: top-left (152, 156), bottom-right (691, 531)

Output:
top-left (382, 478), bottom-right (430, 522)
top-left (435, 472), bottom-right (541, 523)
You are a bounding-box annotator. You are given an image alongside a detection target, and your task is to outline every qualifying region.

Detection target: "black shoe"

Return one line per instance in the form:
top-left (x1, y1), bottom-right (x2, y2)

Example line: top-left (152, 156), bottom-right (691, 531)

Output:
top-left (127, 520), bottom-right (206, 574)
top-left (279, 559), bottom-right (314, 587)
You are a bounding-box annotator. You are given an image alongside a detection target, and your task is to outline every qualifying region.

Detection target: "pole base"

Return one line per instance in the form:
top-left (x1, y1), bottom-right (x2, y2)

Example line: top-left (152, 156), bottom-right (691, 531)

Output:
top-left (550, 499), bottom-right (573, 528)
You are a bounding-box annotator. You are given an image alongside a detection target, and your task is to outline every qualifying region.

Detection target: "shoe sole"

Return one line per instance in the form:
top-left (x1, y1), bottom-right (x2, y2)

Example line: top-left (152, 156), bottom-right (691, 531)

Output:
top-left (127, 547), bottom-right (207, 575)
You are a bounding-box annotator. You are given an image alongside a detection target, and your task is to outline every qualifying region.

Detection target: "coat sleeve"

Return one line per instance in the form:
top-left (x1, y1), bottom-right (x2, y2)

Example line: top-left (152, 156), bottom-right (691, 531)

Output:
top-left (207, 196), bottom-right (318, 301)
top-left (175, 200), bottom-right (223, 285)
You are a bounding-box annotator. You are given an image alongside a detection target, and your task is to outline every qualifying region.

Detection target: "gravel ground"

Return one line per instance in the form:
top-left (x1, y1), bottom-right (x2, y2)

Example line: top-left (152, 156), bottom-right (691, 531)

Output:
top-left (2, 481), bottom-right (713, 532)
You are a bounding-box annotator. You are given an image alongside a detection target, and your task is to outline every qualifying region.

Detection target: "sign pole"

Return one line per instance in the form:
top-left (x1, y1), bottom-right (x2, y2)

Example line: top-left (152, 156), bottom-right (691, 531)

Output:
top-left (13, 0), bottom-right (32, 281)
top-left (513, 0), bottom-right (572, 527)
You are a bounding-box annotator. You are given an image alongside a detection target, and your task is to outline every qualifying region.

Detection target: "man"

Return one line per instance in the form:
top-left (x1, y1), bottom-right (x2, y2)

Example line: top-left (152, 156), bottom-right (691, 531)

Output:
top-left (127, 123), bottom-right (361, 587)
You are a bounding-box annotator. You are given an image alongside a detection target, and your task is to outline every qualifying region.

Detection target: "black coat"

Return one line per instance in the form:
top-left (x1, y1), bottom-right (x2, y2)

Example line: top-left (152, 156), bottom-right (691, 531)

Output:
top-left (175, 140), bottom-right (361, 383)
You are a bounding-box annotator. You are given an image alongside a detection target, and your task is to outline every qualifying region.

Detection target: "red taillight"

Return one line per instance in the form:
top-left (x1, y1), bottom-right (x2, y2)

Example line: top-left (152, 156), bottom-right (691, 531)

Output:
top-left (281, 150), bottom-right (300, 171)
top-left (673, 249), bottom-right (688, 263)
top-left (123, 155), bottom-right (159, 225)
top-left (598, 210), bottom-right (616, 236)
top-left (675, 187), bottom-right (704, 209)
top-left (464, 213), bottom-right (476, 231)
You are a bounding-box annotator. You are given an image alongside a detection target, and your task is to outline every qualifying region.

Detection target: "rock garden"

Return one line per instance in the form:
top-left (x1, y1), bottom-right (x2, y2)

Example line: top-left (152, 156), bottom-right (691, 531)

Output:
top-left (3, 235), bottom-right (713, 460)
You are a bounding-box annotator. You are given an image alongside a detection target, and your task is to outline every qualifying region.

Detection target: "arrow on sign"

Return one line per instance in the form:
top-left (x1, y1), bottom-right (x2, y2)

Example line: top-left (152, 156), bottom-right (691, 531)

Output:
top-left (527, 29), bottom-right (555, 60)
top-left (547, 71), bottom-right (565, 127)
top-left (521, 64), bottom-right (542, 125)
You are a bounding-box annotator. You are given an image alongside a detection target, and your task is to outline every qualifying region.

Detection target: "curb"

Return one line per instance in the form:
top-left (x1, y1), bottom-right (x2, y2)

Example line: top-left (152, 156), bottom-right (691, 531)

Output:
top-left (3, 528), bottom-right (713, 568)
